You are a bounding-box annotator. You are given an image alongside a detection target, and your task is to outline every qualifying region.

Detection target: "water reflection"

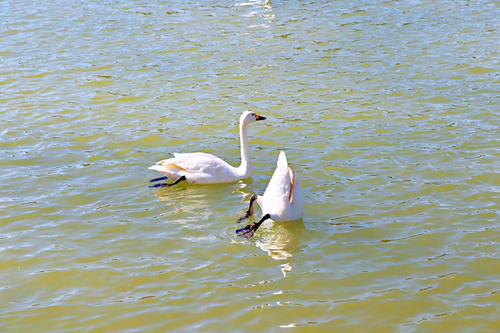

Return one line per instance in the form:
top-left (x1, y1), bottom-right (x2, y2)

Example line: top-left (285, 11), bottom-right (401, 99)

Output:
top-left (235, 183), bottom-right (305, 275)
top-left (152, 183), bottom-right (238, 225)
top-left (236, 0), bottom-right (275, 27)
top-left (255, 219), bottom-right (304, 276)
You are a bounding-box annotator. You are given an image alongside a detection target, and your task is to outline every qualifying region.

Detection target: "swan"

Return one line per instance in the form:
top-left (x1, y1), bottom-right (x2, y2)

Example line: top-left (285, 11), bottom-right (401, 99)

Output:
top-left (148, 111), bottom-right (266, 187)
top-left (236, 151), bottom-right (304, 238)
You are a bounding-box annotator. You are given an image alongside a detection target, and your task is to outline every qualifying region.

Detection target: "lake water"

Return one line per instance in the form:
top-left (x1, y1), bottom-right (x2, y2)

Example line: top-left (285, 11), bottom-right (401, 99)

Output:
top-left (1, 0), bottom-right (499, 331)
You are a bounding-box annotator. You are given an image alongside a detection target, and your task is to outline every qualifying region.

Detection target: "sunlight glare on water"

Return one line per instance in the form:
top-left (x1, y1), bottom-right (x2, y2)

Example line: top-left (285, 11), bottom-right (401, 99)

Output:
top-left (1, 0), bottom-right (499, 331)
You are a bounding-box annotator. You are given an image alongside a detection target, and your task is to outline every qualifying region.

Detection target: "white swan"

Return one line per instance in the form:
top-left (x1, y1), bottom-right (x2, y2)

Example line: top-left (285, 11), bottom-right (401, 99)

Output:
top-left (148, 111), bottom-right (266, 187)
top-left (236, 151), bottom-right (304, 238)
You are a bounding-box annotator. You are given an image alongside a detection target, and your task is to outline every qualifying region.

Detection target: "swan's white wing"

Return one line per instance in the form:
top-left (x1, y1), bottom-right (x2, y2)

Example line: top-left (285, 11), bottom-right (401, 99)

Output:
top-left (167, 152), bottom-right (231, 172)
top-left (154, 152), bottom-right (238, 183)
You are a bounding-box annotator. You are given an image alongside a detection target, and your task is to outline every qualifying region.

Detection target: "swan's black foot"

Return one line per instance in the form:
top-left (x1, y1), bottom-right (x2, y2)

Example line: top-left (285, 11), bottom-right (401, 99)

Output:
top-left (235, 213), bottom-right (270, 238)
top-left (236, 224), bottom-right (257, 238)
top-left (237, 194), bottom-right (258, 223)
top-left (236, 216), bottom-right (249, 223)
top-left (149, 183), bottom-right (169, 188)
top-left (149, 176), bottom-right (186, 188)
top-left (150, 176), bottom-right (168, 183)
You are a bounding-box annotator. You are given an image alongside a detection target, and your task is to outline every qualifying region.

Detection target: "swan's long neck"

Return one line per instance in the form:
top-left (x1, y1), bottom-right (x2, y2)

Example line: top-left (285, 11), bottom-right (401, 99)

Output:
top-left (236, 121), bottom-right (251, 178)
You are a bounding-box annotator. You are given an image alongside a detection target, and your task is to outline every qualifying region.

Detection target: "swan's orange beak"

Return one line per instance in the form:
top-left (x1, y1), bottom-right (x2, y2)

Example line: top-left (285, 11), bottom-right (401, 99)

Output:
top-left (255, 113), bottom-right (266, 121)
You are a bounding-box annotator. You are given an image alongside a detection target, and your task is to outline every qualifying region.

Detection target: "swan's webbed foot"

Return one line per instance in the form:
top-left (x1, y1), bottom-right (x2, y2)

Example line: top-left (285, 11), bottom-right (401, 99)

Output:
top-left (236, 216), bottom-right (249, 223)
top-left (149, 176), bottom-right (186, 188)
top-left (236, 213), bottom-right (270, 238)
top-left (150, 176), bottom-right (169, 183)
top-left (149, 183), bottom-right (169, 188)
top-left (236, 224), bottom-right (258, 238)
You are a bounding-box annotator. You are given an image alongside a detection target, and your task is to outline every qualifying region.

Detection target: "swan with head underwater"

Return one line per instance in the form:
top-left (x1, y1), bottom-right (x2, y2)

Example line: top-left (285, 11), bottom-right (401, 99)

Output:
top-left (148, 111), bottom-right (266, 187)
top-left (236, 151), bottom-right (304, 238)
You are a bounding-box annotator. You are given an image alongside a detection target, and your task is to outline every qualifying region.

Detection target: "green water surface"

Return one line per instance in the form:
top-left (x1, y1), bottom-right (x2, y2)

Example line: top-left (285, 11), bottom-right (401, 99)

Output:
top-left (1, 0), bottom-right (499, 331)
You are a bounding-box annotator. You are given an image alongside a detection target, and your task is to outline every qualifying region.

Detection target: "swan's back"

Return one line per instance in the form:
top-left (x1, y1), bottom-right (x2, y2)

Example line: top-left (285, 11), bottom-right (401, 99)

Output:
top-left (151, 152), bottom-right (238, 184)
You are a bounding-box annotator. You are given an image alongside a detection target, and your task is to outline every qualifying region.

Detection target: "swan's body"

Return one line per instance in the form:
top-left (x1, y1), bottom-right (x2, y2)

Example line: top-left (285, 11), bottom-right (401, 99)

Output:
top-left (149, 111), bottom-right (265, 186)
top-left (258, 151), bottom-right (304, 221)
top-left (236, 151), bottom-right (304, 238)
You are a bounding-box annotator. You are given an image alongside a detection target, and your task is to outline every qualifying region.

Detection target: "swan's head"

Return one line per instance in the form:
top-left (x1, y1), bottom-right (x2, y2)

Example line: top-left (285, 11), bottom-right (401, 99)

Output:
top-left (240, 111), bottom-right (266, 126)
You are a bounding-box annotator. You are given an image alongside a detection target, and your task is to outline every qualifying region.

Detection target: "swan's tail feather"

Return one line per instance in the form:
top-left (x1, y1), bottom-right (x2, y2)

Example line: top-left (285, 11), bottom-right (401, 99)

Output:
top-left (277, 150), bottom-right (288, 168)
top-left (148, 164), bottom-right (176, 179)
top-left (149, 165), bottom-right (166, 172)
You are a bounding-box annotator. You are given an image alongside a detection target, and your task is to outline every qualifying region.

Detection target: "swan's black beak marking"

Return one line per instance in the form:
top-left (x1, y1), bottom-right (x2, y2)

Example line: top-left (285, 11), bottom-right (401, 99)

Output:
top-left (255, 114), bottom-right (266, 121)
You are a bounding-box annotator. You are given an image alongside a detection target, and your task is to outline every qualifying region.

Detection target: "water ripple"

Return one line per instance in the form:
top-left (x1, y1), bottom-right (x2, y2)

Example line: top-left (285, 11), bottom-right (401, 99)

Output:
top-left (1, 0), bottom-right (499, 331)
